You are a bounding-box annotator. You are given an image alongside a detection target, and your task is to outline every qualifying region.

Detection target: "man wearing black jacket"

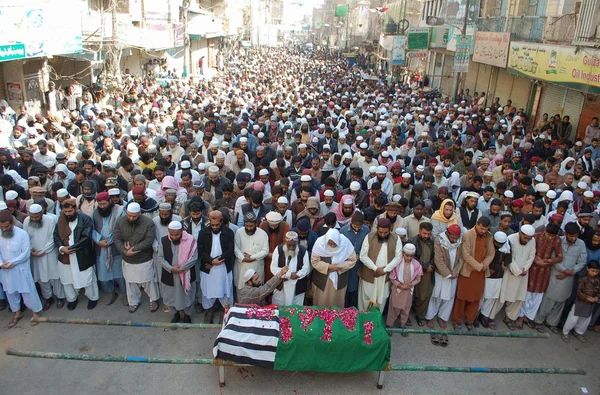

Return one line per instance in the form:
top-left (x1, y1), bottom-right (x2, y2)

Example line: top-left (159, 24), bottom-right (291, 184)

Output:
top-left (197, 210), bottom-right (235, 323)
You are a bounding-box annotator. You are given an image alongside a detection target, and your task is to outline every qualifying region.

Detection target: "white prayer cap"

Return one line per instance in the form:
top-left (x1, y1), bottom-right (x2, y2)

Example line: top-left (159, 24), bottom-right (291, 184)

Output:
top-left (57, 189), bottom-right (69, 198)
top-left (416, 165), bottom-right (425, 172)
top-left (242, 168), bottom-right (253, 175)
top-left (342, 152), bottom-right (352, 160)
top-left (257, 132), bottom-right (265, 139)
top-left (240, 128), bottom-right (248, 135)
top-left (259, 169), bottom-right (269, 176)
top-left (168, 221), bottom-right (182, 230)
top-left (265, 211), bottom-right (283, 224)
top-left (504, 190), bottom-right (514, 198)
top-left (277, 196), bottom-right (289, 205)
top-left (395, 227), bottom-right (407, 236)
top-left (5, 190), bottom-right (18, 200)
top-left (208, 165), bottom-right (219, 176)
top-left (403, 243), bottom-right (416, 255)
top-left (494, 231), bottom-right (507, 243)
top-left (466, 192), bottom-right (480, 199)
top-left (253, 125), bottom-right (260, 130)
top-left (577, 181), bottom-right (588, 189)
top-left (126, 203), bottom-right (141, 213)
top-left (392, 194), bottom-right (401, 202)
top-left (360, 143), bottom-right (368, 149)
top-left (180, 160), bottom-right (191, 169)
top-left (484, 171), bottom-right (493, 177)
top-left (521, 224), bottom-right (535, 237)
top-left (343, 197), bottom-right (354, 205)
top-left (381, 151), bottom-right (390, 158)
top-left (298, 143), bottom-right (307, 149)
top-left (376, 166), bottom-right (387, 174)
top-left (300, 175), bottom-right (311, 182)
top-left (324, 190), bottom-right (335, 197)
top-left (108, 188), bottom-right (120, 196)
top-left (356, 136), bottom-right (364, 141)
top-left (350, 181), bottom-right (361, 191)
top-left (0, 202), bottom-right (7, 210)
top-left (369, 166), bottom-right (377, 174)
top-left (240, 137), bottom-right (248, 143)
top-left (434, 165), bottom-right (444, 171)
top-left (29, 204), bottom-right (43, 214)
top-left (535, 183), bottom-right (549, 193)
top-left (243, 269), bottom-right (256, 283)
top-left (534, 175), bottom-right (544, 183)
top-left (584, 190), bottom-right (594, 198)
top-left (402, 173), bottom-right (411, 179)
top-left (546, 190), bottom-right (557, 199)
top-left (198, 163), bottom-right (207, 171)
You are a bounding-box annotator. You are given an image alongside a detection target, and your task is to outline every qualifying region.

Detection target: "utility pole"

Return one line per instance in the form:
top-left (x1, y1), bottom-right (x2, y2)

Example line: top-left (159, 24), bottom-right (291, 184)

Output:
top-left (452, 0), bottom-right (471, 102)
top-left (345, 0), bottom-right (350, 49)
top-left (182, 0), bottom-right (190, 78)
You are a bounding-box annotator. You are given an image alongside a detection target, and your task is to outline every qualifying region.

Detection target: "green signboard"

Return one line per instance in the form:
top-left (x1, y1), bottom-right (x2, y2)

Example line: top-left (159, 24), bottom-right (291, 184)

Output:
top-left (407, 28), bottom-right (430, 51)
top-left (0, 44), bottom-right (26, 62)
top-left (335, 5), bottom-right (349, 17)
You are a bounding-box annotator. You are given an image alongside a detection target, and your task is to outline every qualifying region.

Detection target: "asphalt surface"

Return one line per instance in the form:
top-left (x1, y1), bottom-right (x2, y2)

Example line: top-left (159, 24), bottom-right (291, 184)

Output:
top-left (1, 291), bottom-right (598, 395)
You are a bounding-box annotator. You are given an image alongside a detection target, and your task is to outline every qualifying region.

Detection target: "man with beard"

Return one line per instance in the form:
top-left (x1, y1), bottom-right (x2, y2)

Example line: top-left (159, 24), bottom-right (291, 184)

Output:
top-left (0, 211), bottom-right (43, 328)
top-left (400, 200), bottom-right (431, 239)
top-left (411, 222), bottom-right (435, 326)
top-left (452, 217), bottom-right (495, 330)
top-left (485, 199), bottom-right (503, 230)
top-left (340, 212), bottom-right (370, 308)
top-left (238, 266), bottom-right (288, 305)
top-left (332, 195), bottom-right (358, 228)
top-left (157, 221), bottom-right (198, 323)
top-left (53, 199), bottom-right (99, 310)
top-left (234, 213), bottom-right (269, 292)
top-left (373, 202), bottom-right (403, 232)
top-left (17, 148), bottom-right (44, 180)
top-left (114, 203), bottom-right (160, 313)
top-left (270, 231), bottom-right (311, 306)
top-left (91, 192), bottom-right (126, 306)
top-left (487, 226), bottom-right (536, 330)
top-left (231, 149), bottom-right (255, 175)
top-left (259, 211), bottom-right (290, 282)
top-left (342, 180), bottom-right (369, 210)
top-left (27, 186), bottom-right (55, 214)
top-left (237, 190), bottom-right (271, 227)
top-left (24, 204), bottom-right (65, 311)
top-left (459, 192), bottom-right (481, 229)
top-left (534, 222), bottom-right (587, 333)
top-left (358, 218), bottom-right (403, 312)
top-left (75, 180), bottom-right (98, 217)
top-left (198, 210), bottom-right (235, 323)
top-left (130, 185), bottom-right (159, 218)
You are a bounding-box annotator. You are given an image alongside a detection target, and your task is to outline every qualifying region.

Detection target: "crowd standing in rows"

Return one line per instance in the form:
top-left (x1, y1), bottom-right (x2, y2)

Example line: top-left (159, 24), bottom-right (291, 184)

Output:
top-left (0, 47), bottom-right (599, 346)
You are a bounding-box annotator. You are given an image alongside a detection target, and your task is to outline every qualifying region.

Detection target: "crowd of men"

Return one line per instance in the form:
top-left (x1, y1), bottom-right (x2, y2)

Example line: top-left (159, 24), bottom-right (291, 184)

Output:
top-left (0, 46), bottom-right (599, 345)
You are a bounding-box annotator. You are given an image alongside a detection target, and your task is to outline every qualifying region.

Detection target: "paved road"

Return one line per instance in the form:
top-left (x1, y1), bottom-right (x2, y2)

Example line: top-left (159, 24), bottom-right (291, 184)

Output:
top-left (1, 292), bottom-right (598, 395)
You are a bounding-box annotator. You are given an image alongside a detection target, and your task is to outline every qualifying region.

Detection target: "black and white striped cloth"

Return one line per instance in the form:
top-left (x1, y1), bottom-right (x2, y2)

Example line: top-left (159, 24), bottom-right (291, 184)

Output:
top-left (212, 306), bottom-right (280, 368)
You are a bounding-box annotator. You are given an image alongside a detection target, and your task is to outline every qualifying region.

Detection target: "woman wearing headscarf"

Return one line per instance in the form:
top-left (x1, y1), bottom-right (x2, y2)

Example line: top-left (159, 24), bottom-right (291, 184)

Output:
top-left (431, 199), bottom-right (460, 238)
top-left (311, 228), bottom-right (357, 308)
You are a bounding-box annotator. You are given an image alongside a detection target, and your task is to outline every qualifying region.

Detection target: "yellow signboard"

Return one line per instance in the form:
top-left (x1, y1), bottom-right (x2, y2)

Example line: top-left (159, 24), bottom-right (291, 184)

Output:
top-left (508, 41), bottom-right (600, 94)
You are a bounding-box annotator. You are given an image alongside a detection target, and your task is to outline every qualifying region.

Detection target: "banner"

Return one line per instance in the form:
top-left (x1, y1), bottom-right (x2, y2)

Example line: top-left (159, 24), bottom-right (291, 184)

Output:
top-left (454, 34), bottom-right (471, 72)
top-left (379, 34), bottom-right (393, 51)
top-left (407, 28), bottom-right (430, 51)
top-left (391, 35), bottom-right (407, 66)
top-left (473, 32), bottom-right (510, 68)
top-left (446, 26), bottom-right (474, 52)
top-left (407, 51), bottom-right (428, 59)
top-left (429, 27), bottom-right (449, 49)
top-left (508, 42), bottom-right (600, 94)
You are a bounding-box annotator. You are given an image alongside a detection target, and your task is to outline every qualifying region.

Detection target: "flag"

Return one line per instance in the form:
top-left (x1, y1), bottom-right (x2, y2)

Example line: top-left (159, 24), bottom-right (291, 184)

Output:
top-left (213, 305), bottom-right (391, 373)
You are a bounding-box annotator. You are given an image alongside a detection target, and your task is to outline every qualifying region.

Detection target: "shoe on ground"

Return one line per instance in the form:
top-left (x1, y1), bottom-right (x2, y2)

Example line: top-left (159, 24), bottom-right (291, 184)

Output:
top-left (183, 314), bottom-right (192, 324)
top-left (561, 334), bottom-right (570, 343)
top-left (67, 300), bottom-right (78, 311)
top-left (0, 299), bottom-right (7, 311)
top-left (87, 300), bottom-right (98, 310)
top-left (42, 298), bottom-right (55, 311)
top-left (171, 313), bottom-right (181, 323)
top-left (56, 299), bottom-right (65, 309)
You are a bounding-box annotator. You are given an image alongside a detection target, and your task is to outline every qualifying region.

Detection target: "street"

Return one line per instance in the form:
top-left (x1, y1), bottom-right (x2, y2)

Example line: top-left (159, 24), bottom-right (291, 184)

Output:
top-left (1, 292), bottom-right (598, 395)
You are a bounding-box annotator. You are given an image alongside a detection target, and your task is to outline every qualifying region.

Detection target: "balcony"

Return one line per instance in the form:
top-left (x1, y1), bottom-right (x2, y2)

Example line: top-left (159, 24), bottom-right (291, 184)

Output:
top-left (475, 15), bottom-right (575, 44)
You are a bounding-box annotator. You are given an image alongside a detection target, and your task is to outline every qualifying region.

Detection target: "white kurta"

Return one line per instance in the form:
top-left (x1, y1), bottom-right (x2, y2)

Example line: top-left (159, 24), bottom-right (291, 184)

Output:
top-left (200, 232), bottom-right (234, 300)
top-left (500, 233), bottom-right (536, 303)
top-left (358, 237), bottom-right (403, 311)
top-left (57, 218), bottom-right (94, 289)
top-left (233, 227), bottom-right (269, 290)
top-left (0, 227), bottom-right (36, 293)
top-left (24, 215), bottom-right (60, 283)
top-left (271, 246), bottom-right (311, 305)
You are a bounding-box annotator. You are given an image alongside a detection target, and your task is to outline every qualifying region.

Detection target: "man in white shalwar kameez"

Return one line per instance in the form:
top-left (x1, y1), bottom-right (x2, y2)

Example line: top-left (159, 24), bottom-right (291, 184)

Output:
top-left (54, 199), bottom-right (100, 311)
top-left (496, 226), bottom-right (537, 329)
top-left (234, 212), bottom-right (269, 291)
top-left (0, 211), bottom-right (43, 328)
top-left (271, 231), bottom-right (311, 305)
top-left (426, 224), bottom-right (463, 328)
top-left (358, 218), bottom-right (403, 312)
top-left (24, 204), bottom-right (65, 311)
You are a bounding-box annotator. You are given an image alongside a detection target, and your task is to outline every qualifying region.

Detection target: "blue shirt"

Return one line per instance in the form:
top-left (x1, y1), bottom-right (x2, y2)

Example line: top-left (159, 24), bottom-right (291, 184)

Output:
top-left (340, 223), bottom-right (370, 293)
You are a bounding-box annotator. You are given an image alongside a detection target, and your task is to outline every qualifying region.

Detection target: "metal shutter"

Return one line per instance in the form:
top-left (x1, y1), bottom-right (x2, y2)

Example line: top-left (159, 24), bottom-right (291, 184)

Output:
top-left (539, 84), bottom-right (566, 120)
top-left (563, 89), bottom-right (584, 131)
top-left (441, 54), bottom-right (453, 96)
top-left (465, 61), bottom-right (479, 93)
top-left (508, 74), bottom-right (532, 111)
top-left (474, 63), bottom-right (492, 96)
top-left (432, 53), bottom-right (443, 90)
top-left (494, 68), bottom-right (513, 106)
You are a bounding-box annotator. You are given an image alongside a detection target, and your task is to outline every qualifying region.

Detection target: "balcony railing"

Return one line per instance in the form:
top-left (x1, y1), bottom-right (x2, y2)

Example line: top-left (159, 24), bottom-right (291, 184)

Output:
top-left (475, 15), bottom-right (575, 44)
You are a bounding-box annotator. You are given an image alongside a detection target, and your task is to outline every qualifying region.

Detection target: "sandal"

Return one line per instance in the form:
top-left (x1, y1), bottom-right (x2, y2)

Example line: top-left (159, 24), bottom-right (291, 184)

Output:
top-left (416, 316), bottom-right (425, 327)
top-left (400, 326), bottom-right (408, 337)
top-left (488, 320), bottom-right (497, 330)
top-left (525, 319), bottom-right (536, 329)
top-left (503, 318), bottom-right (516, 331)
top-left (572, 332), bottom-right (587, 343)
top-left (30, 315), bottom-right (40, 326)
top-left (150, 301), bottom-right (159, 312)
top-left (465, 323), bottom-right (474, 331)
top-left (515, 320), bottom-right (524, 330)
top-left (439, 334), bottom-right (449, 347)
top-left (8, 315), bottom-right (23, 328)
top-left (535, 324), bottom-right (545, 333)
top-left (128, 302), bottom-right (142, 314)
top-left (561, 334), bottom-right (570, 343)
top-left (430, 334), bottom-right (440, 346)
top-left (453, 323), bottom-right (462, 330)
top-left (545, 323), bottom-right (559, 334)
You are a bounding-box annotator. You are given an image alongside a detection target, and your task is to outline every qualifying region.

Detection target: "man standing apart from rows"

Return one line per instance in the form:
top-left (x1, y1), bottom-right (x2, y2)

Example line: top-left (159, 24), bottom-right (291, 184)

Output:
top-left (271, 231), bottom-right (311, 306)
top-left (358, 218), bottom-right (403, 311)
top-left (234, 212), bottom-right (269, 293)
top-left (0, 211), bottom-right (43, 328)
top-left (114, 202), bottom-right (160, 313)
top-left (157, 221), bottom-right (197, 323)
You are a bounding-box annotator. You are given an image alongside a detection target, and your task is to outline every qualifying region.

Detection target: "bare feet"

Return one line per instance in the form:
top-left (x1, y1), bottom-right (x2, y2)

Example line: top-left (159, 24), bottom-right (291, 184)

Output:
top-left (31, 312), bottom-right (40, 326)
top-left (437, 317), bottom-right (447, 330)
top-left (426, 320), bottom-right (434, 329)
